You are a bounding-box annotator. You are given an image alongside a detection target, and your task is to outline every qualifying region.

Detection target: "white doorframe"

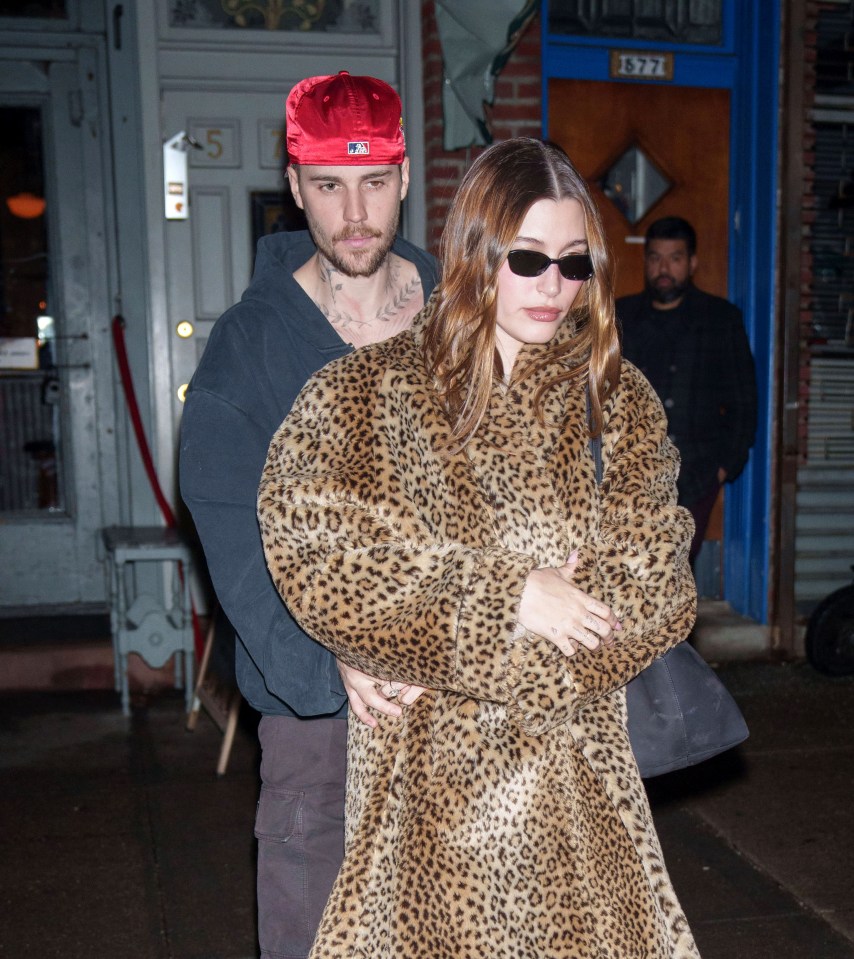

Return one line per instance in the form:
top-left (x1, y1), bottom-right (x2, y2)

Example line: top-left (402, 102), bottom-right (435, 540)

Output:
top-left (125, 0), bottom-right (427, 512)
top-left (399, 0), bottom-right (428, 249)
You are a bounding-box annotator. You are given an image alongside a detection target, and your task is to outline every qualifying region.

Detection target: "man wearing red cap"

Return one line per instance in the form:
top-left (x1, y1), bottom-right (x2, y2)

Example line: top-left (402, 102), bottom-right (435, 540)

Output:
top-left (179, 72), bottom-right (438, 959)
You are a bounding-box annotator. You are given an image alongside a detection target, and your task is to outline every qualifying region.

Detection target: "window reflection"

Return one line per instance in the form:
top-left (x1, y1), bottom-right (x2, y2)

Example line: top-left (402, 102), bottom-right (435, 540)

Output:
top-left (599, 145), bottom-right (672, 225)
top-left (0, 106), bottom-right (64, 513)
top-left (169, 0), bottom-right (378, 32)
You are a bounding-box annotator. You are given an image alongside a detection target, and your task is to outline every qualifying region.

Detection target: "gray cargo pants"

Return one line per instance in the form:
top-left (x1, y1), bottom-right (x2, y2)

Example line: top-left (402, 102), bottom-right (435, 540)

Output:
top-left (255, 715), bottom-right (346, 959)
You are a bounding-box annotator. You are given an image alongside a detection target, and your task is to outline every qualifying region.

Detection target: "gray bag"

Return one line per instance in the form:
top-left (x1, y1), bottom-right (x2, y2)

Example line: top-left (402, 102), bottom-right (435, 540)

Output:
top-left (624, 640), bottom-right (749, 777)
top-left (589, 425), bottom-right (748, 778)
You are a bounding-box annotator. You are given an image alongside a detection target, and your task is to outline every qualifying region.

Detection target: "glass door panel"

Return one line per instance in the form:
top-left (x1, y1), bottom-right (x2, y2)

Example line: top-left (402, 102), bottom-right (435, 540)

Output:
top-left (0, 105), bottom-right (64, 513)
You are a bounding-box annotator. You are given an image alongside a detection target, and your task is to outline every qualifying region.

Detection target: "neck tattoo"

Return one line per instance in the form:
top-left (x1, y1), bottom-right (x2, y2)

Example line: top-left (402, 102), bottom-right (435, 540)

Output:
top-left (318, 256), bottom-right (420, 333)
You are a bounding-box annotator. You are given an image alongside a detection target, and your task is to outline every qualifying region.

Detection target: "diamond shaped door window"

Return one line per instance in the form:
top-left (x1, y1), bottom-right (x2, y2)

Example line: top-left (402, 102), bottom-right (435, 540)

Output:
top-left (599, 146), bottom-right (672, 224)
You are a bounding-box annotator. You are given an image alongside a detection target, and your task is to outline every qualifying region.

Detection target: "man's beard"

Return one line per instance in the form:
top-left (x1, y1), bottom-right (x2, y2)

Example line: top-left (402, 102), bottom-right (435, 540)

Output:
top-left (646, 275), bottom-right (690, 305)
top-left (307, 207), bottom-right (400, 278)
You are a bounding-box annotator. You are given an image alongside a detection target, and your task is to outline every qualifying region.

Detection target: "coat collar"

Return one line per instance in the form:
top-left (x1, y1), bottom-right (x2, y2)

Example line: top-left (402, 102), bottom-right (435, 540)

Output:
top-left (381, 297), bottom-right (596, 550)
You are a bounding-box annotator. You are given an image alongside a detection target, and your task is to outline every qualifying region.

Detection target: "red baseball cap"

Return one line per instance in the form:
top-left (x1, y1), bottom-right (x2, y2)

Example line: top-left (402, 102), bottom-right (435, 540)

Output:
top-left (285, 71), bottom-right (405, 166)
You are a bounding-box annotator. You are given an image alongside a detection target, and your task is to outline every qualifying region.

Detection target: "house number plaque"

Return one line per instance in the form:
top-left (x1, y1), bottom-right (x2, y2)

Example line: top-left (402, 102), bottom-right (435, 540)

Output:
top-left (609, 51), bottom-right (674, 82)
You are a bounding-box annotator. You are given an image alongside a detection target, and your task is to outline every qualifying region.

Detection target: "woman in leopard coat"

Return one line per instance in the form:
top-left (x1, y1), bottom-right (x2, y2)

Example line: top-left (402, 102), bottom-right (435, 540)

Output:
top-left (258, 138), bottom-right (700, 959)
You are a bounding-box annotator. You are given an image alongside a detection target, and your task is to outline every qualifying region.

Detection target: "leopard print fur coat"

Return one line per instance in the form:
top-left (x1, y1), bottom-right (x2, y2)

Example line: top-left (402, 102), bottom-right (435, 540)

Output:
top-left (259, 302), bottom-right (700, 959)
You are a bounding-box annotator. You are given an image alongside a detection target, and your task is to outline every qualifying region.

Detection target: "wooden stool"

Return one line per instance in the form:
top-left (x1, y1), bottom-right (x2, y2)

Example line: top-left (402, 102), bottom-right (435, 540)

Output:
top-left (186, 614), bottom-right (242, 776)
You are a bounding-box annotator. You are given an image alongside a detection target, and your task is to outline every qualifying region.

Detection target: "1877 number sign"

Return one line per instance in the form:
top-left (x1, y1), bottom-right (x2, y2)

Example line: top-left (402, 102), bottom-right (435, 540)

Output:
top-left (609, 51), bottom-right (674, 81)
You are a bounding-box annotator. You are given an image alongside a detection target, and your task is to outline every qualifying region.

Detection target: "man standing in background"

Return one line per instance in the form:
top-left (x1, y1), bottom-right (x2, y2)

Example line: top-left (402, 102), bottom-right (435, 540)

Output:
top-left (617, 216), bottom-right (757, 564)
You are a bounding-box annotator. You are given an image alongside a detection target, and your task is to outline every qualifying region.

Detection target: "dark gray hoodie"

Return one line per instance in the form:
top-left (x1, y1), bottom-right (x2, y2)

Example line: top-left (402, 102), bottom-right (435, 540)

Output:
top-left (179, 229), bottom-right (438, 716)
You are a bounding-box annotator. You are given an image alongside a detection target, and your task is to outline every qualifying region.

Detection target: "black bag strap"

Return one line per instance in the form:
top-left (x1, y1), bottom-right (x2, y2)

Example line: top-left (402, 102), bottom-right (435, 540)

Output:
top-left (586, 384), bottom-right (603, 485)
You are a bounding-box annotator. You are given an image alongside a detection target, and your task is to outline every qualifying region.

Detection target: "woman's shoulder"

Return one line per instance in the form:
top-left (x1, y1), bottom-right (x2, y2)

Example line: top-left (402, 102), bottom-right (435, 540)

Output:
top-left (606, 359), bottom-right (668, 426)
top-left (310, 292), bottom-right (439, 391)
top-left (615, 358), bottom-right (658, 399)
top-left (296, 329), bottom-right (423, 411)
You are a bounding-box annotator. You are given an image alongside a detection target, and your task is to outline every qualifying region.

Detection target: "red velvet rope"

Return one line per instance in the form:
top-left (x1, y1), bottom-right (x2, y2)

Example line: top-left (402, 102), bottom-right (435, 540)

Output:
top-left (111, 315), bottom-right (204, 659)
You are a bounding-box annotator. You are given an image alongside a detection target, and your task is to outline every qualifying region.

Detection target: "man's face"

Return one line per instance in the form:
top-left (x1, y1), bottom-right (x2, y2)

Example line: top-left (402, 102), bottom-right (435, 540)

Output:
top-left (287, 159), bottom-right (410, 278)
top-left (644, 238), bottom-right (697, 306)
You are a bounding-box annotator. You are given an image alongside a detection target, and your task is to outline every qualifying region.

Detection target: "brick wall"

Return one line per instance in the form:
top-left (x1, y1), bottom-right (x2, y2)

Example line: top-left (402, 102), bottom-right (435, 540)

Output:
top-left (421, 2), bottom-right (543, 254)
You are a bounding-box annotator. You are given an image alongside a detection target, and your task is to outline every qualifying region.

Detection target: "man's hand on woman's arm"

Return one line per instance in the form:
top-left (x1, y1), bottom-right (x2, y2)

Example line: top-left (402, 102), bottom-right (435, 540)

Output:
top-left (337, 661), bottom-right (428, 728)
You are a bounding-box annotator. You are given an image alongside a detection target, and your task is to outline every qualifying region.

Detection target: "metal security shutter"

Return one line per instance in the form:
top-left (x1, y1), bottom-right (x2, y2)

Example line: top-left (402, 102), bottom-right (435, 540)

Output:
top-left (795, 3), bottom-right (854, 610)
top-left (795, 356), bottom-right (854, 606)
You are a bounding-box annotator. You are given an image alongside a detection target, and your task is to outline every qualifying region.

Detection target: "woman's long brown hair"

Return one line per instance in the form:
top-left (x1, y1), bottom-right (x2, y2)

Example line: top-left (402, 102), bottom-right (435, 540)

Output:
top-left (422, 138), bottom-right (620, 447)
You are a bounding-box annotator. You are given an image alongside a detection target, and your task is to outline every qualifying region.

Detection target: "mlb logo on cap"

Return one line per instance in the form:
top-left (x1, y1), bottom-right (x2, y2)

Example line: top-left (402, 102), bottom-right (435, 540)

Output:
top-left (348, 141), bottom-right (370, 156)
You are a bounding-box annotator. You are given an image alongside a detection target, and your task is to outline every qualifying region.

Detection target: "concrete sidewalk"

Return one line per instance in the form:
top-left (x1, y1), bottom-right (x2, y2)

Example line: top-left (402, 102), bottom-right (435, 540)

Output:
top-left (650, 661), bottom-right (854, 958)
top-left (0, 660), bottom-right (852, 958)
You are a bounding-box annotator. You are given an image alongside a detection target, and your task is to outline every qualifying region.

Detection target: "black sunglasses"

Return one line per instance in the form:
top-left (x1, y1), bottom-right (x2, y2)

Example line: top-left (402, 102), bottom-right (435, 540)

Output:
top-left (507, 250), bottom-right (594, 281)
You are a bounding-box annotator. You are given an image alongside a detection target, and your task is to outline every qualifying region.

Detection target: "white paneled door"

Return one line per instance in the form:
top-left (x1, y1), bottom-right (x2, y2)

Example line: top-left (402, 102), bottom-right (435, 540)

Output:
top-left (162, 88), bottom-right (300, 435)
top-left (0, 44), bottom-right (117, 608)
